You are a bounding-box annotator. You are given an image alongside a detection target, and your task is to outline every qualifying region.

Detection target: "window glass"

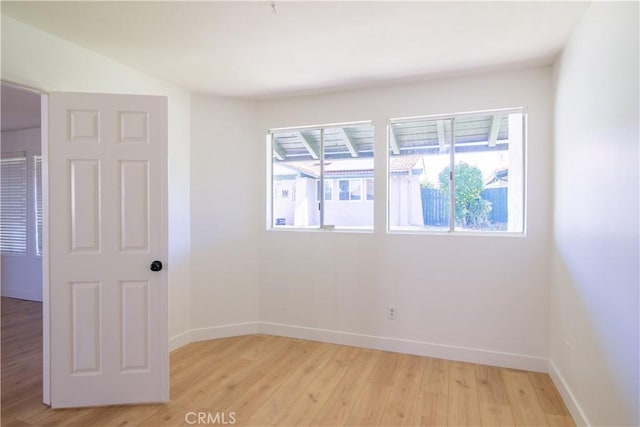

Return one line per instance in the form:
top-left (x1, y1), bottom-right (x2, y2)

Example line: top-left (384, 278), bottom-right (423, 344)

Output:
top-left (452, 112), bottom-right (524, 232)
top-left (272, 128), bottom-right (321, 228)
top-left (389, 119), bottom-right (451, 231)
top-left (270, 123), bottom-right (374, 230)
top-left (389, 109), bottom-right (525, 233)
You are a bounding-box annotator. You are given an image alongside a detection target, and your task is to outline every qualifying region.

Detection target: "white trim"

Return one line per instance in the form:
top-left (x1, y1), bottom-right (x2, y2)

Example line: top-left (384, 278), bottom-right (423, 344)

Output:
top-left (169, 321), bottom-right (547, 373)
top-left (168, 330), bottom-right (193, 352)
top-left (269, 120), bottom-right (372, 134)
top-left (548, 359), bottom-right (590, 426)
top-left (169, 322), bottom-right (261, 351)
top-left (40, 92), bottom-right (50, 406)
top-left (190, 322), bottom-right (260, 342)
top-left (158, 96), bottom-right (169, 403)
top-left (259, 322), bottom-right (547, 372)
top-left (388, 106), bottom-right (525, 124)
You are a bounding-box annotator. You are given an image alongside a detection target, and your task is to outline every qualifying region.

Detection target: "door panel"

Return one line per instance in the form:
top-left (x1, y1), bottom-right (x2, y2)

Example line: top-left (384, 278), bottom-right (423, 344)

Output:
top-left (120, 160), bottom-right (149, 251)
top-left (48, 92), bottom-right (167, 408)
top-left (70, 159), bottom-right (101, 252)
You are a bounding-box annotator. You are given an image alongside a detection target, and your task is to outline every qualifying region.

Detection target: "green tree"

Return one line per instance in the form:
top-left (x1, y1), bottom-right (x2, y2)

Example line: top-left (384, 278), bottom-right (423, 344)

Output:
top-left (439, 162), bottom-right (492, 228)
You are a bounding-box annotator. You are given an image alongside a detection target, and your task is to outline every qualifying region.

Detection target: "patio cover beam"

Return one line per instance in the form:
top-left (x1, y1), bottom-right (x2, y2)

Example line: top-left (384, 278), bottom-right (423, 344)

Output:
top-left (488, 114), bottom-right (502, 147)
top-left (273, 142), bottom-right (286, 161)
top-left (436, 120), bottom-right (447, 153)
top-left (389, 127), bottom-right (400, 155)
top-left (336, 128), bottom-right (359, 157)
top-left (298, 131), bottom-right (320, 160)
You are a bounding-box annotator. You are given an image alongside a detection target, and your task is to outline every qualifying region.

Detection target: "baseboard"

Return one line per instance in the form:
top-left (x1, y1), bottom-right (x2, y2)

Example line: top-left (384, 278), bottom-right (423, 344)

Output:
top-left (260, 321), bottom-right (548, 372)
top-left (190, 322), bottom-right (260, 342)
top-left (548, 359), bottom-right (590, 426)
top-left (169, 329), bottom-right (193, 352)
top-left (169, 320), bottom-right (547, 372)
top-left (1, 287), bottom-right (42, 302)
top-left (169, 322), bottom-right (260, 351)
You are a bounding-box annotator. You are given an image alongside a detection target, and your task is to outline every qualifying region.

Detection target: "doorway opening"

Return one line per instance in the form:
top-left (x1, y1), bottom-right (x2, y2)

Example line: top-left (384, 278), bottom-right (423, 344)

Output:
top-left (1, 82), bottom-right (48, 410)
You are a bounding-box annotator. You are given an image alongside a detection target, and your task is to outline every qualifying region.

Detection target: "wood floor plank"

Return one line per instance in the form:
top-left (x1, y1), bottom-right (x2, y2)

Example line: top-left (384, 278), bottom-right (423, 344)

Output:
top-left (250, 341), bottom-right (339, 425)
top-left (413, 392), bottom-right (448, 426)
top-left (422, 357), bottom-right (450, 396)
top-left (413, 356), bottom-right (450, 426)
top-left (1, 297), bottom-right (576, 427)
top-left (478, 402), bottom-right (516, 427)
top-left (545, 413), bottom-right (577, 427)
top-left (368, 350), bottom-right (401, 385)
top-left (528, 373), bottom-right (573, 415)
top-left (344, 382), bottom-right (393, 426)
top-left (379, 354), bottom-right (424, 426)
top-left (448, 361), bottom-right (482, 426)
top-left (476, 364), bottom-right (510, 406)
top-left (274, 345), bottom-right (355, 426)
top-left (502, 368), bottom-right (549, 426)
top-left (169, 335), bottom-right (265, 399)
top-left (476, 364), bottom-right (515, 426)
top-left (310, 348), bottom-right (379, 426)
top-left (223, 339), bottom-right (323, 425)
top-left (166, 337), bottom-right (310, 426)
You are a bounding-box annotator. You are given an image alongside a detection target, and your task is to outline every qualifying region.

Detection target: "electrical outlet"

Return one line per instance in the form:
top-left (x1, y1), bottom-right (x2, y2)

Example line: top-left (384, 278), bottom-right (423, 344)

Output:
top-left (387, 306), bottom-right (396, 320)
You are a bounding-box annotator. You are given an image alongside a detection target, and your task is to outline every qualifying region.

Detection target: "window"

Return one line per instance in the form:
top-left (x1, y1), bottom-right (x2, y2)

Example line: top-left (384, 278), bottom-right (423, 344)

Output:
top-left (316, 180), bottom-right (332, 202)
top-left (388, 109), bottom-right (525, 233)
top-left (365, 178), bottom-right (374, 200)
top-left (1, 154), bottom-right (27, 253)
top-left (34, 155), bottom-right (43, 255)
top-left (270, 122), bottom-right (374, 229)
top-left (325, 180), bottom-right (333, 201)
top-left (338, 179), bottom-right (361, 201)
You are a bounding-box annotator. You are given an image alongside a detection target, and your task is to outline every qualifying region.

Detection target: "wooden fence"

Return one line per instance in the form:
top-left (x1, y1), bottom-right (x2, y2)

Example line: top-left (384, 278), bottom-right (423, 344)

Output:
top-left (421, 187), bottom-right (508, 225)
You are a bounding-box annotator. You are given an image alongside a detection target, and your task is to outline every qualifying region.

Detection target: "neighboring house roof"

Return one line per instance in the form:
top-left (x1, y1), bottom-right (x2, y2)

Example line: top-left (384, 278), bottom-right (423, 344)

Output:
top-left (274, 156), bottom-right (422, 179)
top-left (485, 167), bottom-right (508, 188)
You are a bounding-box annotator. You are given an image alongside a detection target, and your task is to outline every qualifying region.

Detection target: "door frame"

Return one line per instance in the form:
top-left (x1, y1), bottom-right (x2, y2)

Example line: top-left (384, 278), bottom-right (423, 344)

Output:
top-left (1, 80), bottom-right (50, 404)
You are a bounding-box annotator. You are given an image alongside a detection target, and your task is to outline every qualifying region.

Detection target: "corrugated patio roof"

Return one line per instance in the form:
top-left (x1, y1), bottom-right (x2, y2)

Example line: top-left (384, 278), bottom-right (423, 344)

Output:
top-left (272, 113), bottom-right (514, 163)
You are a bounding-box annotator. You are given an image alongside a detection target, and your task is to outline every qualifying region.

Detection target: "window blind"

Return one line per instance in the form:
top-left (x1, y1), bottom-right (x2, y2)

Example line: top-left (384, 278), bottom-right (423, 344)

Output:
top-left (35, 155), bottom-right (43, 255)
top-left (1, 154), bottom-right (28, 254)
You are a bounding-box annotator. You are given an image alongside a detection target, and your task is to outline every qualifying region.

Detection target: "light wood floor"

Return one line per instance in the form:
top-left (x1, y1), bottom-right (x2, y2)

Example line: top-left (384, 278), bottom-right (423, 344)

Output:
top-left (1, 297), bottom-right (574, 426)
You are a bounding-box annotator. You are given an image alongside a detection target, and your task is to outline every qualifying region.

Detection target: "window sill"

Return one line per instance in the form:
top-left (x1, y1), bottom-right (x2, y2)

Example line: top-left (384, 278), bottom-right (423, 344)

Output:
top-left (268, 226), bottom-right (374, 234)
top-left (387, 228), bottom-right (526, 237)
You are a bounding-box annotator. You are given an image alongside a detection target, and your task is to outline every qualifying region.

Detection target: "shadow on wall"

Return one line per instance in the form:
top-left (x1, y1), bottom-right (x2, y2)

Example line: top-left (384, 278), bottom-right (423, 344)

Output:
top-left (551, 242), bottom-right (639, 426)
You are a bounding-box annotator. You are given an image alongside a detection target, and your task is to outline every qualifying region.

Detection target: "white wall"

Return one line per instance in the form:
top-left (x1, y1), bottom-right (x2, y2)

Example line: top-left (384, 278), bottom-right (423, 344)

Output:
top-left (551, 3), bottom-right (639, 426)
top-left (250, 66), bottom-right (553, 368)
top-left (189, 94), bottom-right (260, 332)
top-left (1, 127), bottom-right (42, 301)
top-left (1, 15), bottom-right (192, 340)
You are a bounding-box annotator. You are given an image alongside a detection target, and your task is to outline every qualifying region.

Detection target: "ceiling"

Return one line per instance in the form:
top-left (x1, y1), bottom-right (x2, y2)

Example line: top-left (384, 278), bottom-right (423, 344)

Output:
top-left (1, 1), bottom-right (588, 99)
top-left (1, 84), bottom-right (41, 132)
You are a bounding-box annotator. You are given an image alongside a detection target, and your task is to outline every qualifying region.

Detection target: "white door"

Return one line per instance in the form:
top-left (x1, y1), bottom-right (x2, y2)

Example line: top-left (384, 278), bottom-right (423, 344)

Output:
top-left (48, 92), bottom-right (168, 407)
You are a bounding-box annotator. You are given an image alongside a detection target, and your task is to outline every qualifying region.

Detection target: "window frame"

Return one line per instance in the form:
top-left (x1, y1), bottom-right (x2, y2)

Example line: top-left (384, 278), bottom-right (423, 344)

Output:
top-left (387, 107), bottom-right (527, 236)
